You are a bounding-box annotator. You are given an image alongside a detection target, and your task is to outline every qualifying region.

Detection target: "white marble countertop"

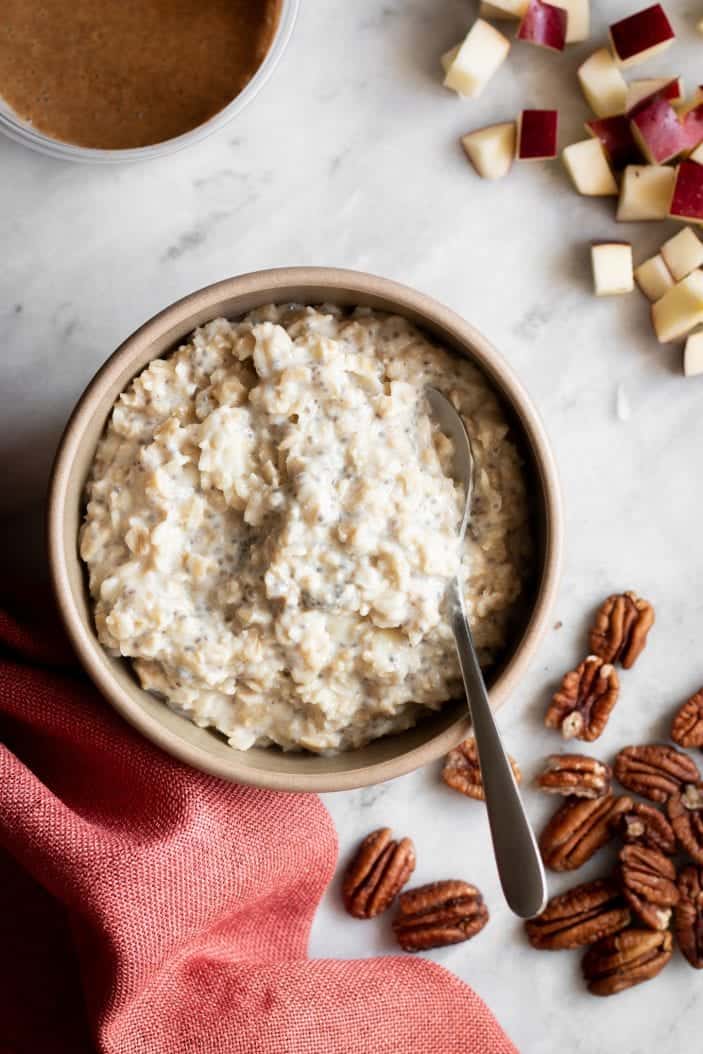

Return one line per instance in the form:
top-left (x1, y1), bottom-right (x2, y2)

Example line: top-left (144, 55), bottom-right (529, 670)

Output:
top-left (2, 1), bottom-right (703, 1050)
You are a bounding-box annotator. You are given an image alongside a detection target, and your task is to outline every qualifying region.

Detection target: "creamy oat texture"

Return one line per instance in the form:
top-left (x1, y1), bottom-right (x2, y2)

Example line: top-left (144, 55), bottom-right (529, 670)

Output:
top-left (80, 305), bottom-right (531, 753)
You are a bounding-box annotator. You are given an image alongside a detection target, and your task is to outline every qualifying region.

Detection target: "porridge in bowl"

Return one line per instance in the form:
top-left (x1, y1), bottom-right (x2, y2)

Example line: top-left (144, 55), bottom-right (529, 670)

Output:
top-left (80, 305), bottom-right (532, 753)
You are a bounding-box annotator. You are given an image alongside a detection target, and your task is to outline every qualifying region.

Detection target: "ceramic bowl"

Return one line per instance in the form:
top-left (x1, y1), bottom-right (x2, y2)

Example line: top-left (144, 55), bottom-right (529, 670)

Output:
top-left (48, 267), bottom-right (563, 791)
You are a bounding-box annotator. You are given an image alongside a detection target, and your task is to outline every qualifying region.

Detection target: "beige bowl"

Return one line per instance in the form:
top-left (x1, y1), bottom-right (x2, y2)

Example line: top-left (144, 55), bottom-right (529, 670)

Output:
top-left (48, 268), bottom-right (563, 792)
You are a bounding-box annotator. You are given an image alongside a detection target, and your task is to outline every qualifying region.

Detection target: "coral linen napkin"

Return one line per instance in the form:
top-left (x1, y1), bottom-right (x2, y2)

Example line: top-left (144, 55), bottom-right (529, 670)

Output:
top-left (0, 597), bottom-right (517, 1054)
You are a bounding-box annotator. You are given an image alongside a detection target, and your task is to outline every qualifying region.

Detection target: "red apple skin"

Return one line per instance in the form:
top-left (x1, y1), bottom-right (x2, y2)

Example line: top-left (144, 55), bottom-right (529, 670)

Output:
top-left (586, 117), bottom-right (641, 169)
top-left (518, 110), bottom-right (559, 159)
top-left (670, 161), bottom-right (703, 222)
top-left (630, 97), bottom-right (686, 164)
top-left (518, 0), bottom-right (567, 51)
top-left (609, 4), bottom-right (675, 62)
top-left (626, 79), bottom-right (683, 116)
top-left (683, 105), bottom-right (703, 153)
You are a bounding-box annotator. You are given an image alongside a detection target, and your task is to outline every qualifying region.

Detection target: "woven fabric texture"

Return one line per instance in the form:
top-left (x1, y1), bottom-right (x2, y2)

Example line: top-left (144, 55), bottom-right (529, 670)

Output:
top-left (0, 599), bottom-right (517, 1054)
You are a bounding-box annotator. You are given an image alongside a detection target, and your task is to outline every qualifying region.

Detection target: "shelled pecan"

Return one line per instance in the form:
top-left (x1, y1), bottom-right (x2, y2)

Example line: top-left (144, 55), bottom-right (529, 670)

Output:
top-left (535, 754), bottom-right (611, 798)
top-left (613, 801), bottom-right (676, 856)
top-left (671, 689), bottom-right (703, 749)
top-left (442, 738), bottom-right (521, 801)
top-left (614, 744), bottom-right (700, 803)
top-left (674, 865), bottom-right (703, 969)
top-left (588, 591), bottom-right (655, 669)
top-left (619, 844), bottom-right (679, 931)
top-left (342, 827), bottom-right (415, 919)
top-left (392, 880), bottom-right (488, 951)
top-left (668, 783), bottom-right (703, 866)
top-left (545, 656), bottom-right (619, 742)
top-left (525, 878), bottom-right (630, 950)
top-left (539, 794), bottom-right (632, 872)
top-left (582, 929), bottom-right (672, 996)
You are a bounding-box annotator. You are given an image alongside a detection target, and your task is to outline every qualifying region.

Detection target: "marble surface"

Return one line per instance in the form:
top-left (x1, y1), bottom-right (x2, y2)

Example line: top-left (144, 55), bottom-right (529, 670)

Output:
top-left (2, 1), bottom-right (703, 1050)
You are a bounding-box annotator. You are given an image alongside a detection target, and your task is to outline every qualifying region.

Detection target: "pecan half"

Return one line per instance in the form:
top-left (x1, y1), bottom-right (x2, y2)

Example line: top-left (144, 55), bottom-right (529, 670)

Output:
top-left (539, 794), bottom-right (632, 872)
top-left (582, 929), bottom-right (672, 996)
top-left (613, 744), bottom-right (700, 803)
top-left (613, 802), bottom-right (676, 856)
top-left (588, 591), bottom-right (655, 669)
top-left (668, 782), bottom-right (703, 866)
top-left (619, 844), bottom-right (679, 931)
top-left (674, 865), bottom-right (703, 969)
top-left (442, 738), bottom-right (521, 801)
top-left (672, 689), bottom-right (703, 749)
top-left (392, 880), bottom-right (488, 951)
top-left (525, 878), bottom-right (630, 950)
top-left (342, 828), bottom-right (415, 918)
top-left (535, 754), bottom-right (611, 799)
top-left (545, 656), bottom-right (619, 742)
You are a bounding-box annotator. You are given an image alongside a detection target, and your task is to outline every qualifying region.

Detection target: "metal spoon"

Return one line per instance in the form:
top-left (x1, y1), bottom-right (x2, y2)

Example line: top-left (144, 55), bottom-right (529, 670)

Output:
top-left (425, 387), bottom-right (547, 919)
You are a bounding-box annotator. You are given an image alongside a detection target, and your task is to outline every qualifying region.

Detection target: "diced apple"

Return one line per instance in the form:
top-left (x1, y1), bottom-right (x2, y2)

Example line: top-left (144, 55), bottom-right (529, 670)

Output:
top-left (585, 116), bottom-right (640, 169)
top-left (670, 161), bottom-right (703, 225)
top-left (591, 242), bottom-right (634, 296)
top-left (660, 227), bottom-right (703, 282)
top-left (609, 4), bottom-right (675, 69)
top-left (691, 142), bottom-right (703, 164)
top-left (440, 44), bottom-right (460, 75)
top-left (617, 165), bottom-right (676, 221)
top-left (651, 271), bottom-right (703, 342)
top-left (625, 77), bottom-right (683, 113)
top-left (578, 49), bottom-right (628, 118)
top-left (681, 103), bottom-right (703, 154)
top-left (562, 139), bottom-right (618, 195)
top-left (443, 20), bottom-right (511, 98)
top-left (558, 0), bottom-right (591, 44)
top-left (630, 96), bottom-right (686, 163)
top-left (683, 330), bottom-right (703, 376)
top-left (461, 122), bottom-right (517, 180)
top-left (517, 110), bottom-right (559, 160)
top-left (634, 254), bottom-right (675, 301)
top-left (517, 0), bottom-right (567, 51)
top-left (480, 0), bottom-right (528, 17)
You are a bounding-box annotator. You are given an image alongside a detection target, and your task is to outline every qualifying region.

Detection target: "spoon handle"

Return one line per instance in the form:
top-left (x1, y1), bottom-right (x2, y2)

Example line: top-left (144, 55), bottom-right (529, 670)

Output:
top-left (449, 579), bottom-right (548, 919)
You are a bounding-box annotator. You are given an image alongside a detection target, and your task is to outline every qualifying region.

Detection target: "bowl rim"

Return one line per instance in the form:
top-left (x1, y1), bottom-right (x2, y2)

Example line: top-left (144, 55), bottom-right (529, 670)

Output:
top-left (0, 0), bottom-right (299, 163)
top-left (47, 267), bottom-right (563, 791)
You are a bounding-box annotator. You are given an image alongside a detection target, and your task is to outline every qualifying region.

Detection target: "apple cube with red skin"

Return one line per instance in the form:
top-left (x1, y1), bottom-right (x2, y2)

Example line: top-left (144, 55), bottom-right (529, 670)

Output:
top-left (682, 104), bottom-right (703, 154)
top-left (461, 123), bottom-right (517, 180)
top-left (609, 4), bottom-right (675, 68)
top-left (585, 116), bottom-right (640, 169)
top-left (518, 110), bottom-right (559, 160)
top-left (630, 96), bottom-right (686, 164)
top-left (670, 161), bottom-right (703, 225)
top-left (625, 77), bottom-right (683, 113)
top-left (691, 142), bottom-right (703, 165)
top-left (518, 0), bottom-right (567, 51)
top-left (578, 50), bottom-right (628, 119)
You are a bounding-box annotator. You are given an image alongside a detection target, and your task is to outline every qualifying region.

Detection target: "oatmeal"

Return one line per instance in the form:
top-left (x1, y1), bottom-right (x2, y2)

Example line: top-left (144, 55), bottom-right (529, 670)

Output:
top-left (80, 306), bottom-right (531, 753)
